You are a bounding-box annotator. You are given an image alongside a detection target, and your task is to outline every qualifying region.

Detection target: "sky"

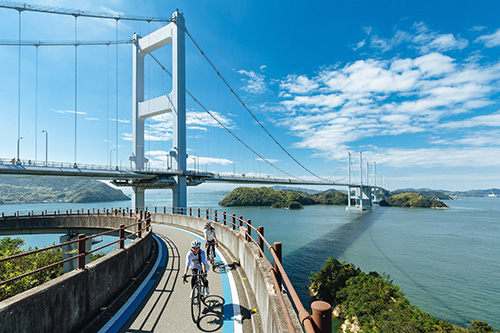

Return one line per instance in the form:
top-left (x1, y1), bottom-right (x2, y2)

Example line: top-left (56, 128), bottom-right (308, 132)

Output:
top-left (1, 0), bottom-right (500, 191)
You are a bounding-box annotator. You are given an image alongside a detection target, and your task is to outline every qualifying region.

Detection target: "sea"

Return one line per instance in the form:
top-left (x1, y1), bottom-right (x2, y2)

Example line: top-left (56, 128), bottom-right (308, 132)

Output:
top-left (1, 189), bottom-right (499, 329)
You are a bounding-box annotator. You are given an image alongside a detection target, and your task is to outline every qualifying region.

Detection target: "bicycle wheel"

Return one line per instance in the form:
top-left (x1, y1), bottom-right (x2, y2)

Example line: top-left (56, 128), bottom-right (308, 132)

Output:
top-left (191, 284), bottom-right (201, 323)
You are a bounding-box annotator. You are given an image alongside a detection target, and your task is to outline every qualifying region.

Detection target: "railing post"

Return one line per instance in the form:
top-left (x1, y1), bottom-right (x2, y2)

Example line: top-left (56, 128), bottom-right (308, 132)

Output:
top-left (258, 226), bottom-right (264, 257)
top-left (155, 207), bottom-right (157, 213)
top-left (164, 207), bottom-right (166, 214)
top-left (246, 219), bottom-right (251, 241)
top-left (181, 207), bottom-right (184, 215)
top-left (119, 224), bottom-right (125, 249)
top-left (146, 212), bottom-right (151, 231)
top-left (198, 208), bottom-right (200, 218)
top-left (172, 207), bottom-right (175, 214)
top-left (223, 212), bottom-right (226, 226)
top-left (190, 207), bottom-right (192, 216)
top-left (78, 234), bottom-right (86, 269)
top-left (232, 214), bottom-right (236, 230)
top-left (138, 219), bottom-right (142, 238)
top-left (206, 209), bottom-right (209, 219)
top-left (239, 216), bottom-right (243, 229)
top-left (273, 242), bottom-right (282, 290)
top-left (311, 301), bottom-right (332, 333)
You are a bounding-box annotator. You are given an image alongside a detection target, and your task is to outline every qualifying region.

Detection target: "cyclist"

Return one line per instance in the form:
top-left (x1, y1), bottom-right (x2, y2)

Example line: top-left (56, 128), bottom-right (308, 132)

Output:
top-left (182, 239), bottom-right (210, 296)
top-left (204, 221), bottom-right (218, 261)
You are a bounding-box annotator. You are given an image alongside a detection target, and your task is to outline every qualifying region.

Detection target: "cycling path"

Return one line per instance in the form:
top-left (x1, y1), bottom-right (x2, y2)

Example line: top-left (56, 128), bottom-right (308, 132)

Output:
top-left (91, 224), bottom-right (262, 333)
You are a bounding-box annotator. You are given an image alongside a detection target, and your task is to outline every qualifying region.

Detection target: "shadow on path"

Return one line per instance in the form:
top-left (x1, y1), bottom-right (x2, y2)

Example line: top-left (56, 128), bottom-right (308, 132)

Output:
top-left (118, 233), bottom-right (181, 332)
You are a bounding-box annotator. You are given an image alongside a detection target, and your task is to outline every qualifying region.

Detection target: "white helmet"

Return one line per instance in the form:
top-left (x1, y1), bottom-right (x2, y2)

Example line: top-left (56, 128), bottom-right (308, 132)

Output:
top-left (205, 221), bottom-right (211, 227)
top-left (191, 239), bottom-right (202, 248)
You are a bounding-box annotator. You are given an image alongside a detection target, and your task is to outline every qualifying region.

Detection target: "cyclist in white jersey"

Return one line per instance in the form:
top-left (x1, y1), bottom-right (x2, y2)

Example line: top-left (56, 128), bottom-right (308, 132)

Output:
top-left (204, 221), bottom-right (218, 261)
top-left (182, 239), bottom-right (209, 296)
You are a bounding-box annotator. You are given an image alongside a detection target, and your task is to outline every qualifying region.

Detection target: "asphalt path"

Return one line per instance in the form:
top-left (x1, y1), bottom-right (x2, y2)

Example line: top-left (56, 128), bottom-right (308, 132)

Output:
top-left (93, 224), bottom-right (261, 333)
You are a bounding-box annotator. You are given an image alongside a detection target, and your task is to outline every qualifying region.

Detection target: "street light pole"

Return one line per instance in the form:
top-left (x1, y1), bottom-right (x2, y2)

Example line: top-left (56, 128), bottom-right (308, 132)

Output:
top-left (16, 136), bottom-right (23, 164)
top-left (110, 149), bottom-right (115, 169)
top-left (41, 130), bottom-right (48, 166)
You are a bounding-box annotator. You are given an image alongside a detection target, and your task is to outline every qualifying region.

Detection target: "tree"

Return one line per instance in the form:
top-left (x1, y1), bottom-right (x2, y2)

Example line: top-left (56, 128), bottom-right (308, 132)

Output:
top-left (0, 237), bottom-right (63, 301)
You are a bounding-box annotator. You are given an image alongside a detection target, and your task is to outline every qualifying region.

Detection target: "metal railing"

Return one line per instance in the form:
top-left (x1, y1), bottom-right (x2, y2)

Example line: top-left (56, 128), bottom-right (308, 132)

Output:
top-left (151, 206), bottom-right (317, 332)
top-left (1, 206), bottom-right (330, 331)
top-left (0, 209), bottom-right (152, 287)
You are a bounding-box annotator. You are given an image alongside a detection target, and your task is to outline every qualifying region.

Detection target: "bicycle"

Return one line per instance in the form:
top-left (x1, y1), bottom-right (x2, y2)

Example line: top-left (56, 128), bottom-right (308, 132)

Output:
top-left (183, 273), bottom-right (207, 324)
top-left (206, 241), bottom-right (218, 267)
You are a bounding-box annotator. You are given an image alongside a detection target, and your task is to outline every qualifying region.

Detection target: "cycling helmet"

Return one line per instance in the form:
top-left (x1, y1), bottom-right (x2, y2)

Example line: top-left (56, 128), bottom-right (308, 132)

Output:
top-left (204, 221), bottom-right (211, 227)
top-left (191, 239), bottom-right (202, 248)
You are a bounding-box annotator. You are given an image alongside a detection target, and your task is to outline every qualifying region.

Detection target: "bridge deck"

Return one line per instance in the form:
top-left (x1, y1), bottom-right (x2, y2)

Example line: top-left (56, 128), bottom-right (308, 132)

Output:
top-left (87, 224), bottom-right (261, 333)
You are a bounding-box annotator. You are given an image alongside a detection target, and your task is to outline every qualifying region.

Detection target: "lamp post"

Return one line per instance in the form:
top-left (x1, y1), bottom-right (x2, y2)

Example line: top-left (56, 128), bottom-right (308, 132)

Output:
top-left (41, 130), bottom-right (48, 166)
top-left (110, 149), bottom-right (115, 169)
top-left (16, 136), bottom-right (23, 164)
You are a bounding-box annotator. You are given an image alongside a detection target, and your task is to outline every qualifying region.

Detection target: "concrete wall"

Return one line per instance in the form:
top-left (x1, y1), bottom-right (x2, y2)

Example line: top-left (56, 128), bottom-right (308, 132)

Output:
top-left (151, 213), bottom-right (302, 332)
top-left (0, 215), bottom-right (152, 333)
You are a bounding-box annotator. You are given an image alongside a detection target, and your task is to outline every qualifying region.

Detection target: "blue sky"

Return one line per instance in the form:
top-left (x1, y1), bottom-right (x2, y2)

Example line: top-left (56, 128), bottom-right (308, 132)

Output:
top-left (1, 0), bottom-right (500, 191)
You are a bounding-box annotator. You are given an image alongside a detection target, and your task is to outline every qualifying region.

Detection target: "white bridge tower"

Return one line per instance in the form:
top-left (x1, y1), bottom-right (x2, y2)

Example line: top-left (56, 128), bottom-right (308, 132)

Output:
top-left (130, 11), bottom-right (186, 210)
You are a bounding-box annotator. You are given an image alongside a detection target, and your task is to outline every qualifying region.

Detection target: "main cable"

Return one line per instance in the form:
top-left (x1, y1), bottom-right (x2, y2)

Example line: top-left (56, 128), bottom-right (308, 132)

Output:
top-left (147, 52), bottom-right (301, 180)
top-left (184, 27), bottom-right (330, 182)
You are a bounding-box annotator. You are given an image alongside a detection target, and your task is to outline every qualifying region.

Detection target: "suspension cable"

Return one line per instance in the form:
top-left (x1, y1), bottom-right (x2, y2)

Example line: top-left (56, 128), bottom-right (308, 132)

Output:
top-left (0, 40), bottom-right (132, 46)
top-left (0, 1), bottom-right (173, 22)
top-left (147, 52), bottom-right (301, 180)
top-left (34, 44), bottom-right (38, 161)
top-left (17, 9), bottom-right (21, 162)
top-left (74, 15), bottom-right (78, 166)
top-left (115, 19), bottom-right (119, 168)
top-left (184, 28), bottom-right (329, 182)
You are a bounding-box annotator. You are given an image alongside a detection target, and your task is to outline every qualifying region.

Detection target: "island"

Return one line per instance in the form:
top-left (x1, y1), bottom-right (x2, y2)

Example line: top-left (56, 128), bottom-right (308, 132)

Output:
top-left (0, 179), bottom-right (130, 204)
top-left (379, 192), bottom-right (449, 209)
top-left (309, 257), bottom-right (499, 332)
top-left (219, 187), bottom-right (348, 209)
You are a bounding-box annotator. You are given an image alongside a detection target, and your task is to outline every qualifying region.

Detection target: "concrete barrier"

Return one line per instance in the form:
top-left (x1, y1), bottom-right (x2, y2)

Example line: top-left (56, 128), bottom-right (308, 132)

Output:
top-left (0, 215), bottom-right (152, 333)
top-left (151, 213), bottom-right (302, 332)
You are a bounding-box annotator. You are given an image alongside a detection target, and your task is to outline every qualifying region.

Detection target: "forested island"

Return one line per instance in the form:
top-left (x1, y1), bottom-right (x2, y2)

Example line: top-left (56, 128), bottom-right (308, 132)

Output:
top-left (0, 179), bottom-right (130, 204)
top-left (219, 186), bottom-right (449, 209)
top-left (219, 187), bottom-right (348, 209)
top-left (379, 193), bottom-right (449, 209)
top-left (309, 258), bottom-right (499, 333)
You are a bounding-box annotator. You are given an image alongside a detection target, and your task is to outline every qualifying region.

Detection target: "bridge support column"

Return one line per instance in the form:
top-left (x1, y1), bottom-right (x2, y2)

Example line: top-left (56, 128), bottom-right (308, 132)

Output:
top-left (132, 187), bottom-right (145, 210)
top-left (173, 176), bottom-right (187, 212)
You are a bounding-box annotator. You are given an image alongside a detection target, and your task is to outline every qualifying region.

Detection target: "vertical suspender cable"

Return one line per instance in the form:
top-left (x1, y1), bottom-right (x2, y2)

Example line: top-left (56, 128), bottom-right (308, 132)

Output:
top-left (106, 44), bottom-right (110, 166)
top-left (74, 15), bottom-right (78, 166)
top-left (115, 18), bottom-right (119, 169)
top-left (35, 45), bottom-right (39, 161)
top-left (17, 10), bottom-right (22, 162)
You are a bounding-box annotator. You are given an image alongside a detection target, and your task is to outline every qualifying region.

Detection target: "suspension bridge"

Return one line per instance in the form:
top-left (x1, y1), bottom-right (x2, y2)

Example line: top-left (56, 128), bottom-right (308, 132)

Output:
top-left (0, 2), bottom-right (385, 211)
top-left (0, 3), bottom-right (393, 332)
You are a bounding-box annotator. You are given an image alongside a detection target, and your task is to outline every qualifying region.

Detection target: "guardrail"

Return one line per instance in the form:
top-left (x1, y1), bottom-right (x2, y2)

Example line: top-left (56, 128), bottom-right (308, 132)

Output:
top-left (0, 209), bottom-right (151, 287)
top-left (1, 206), bottom-right (331, 332)
top-left (152, 206), bottom-right (328, 332)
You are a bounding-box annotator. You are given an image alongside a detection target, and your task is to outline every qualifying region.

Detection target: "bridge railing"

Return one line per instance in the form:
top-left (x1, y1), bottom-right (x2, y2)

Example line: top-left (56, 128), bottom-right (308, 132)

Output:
top-left (0, 209), bottom-right (151, 288)
top-left (152, 205), bottom-right (319, 333)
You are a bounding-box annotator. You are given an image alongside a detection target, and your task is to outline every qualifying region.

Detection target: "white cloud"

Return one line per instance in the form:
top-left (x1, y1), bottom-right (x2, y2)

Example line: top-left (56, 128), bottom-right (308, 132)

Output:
top-left (280, 74), bottom-right (320, 94)
top-left (476, 29), bottom-right (500, 47)
top-left (53, 109), bottom-right (87, 115)
top-left (438, 112), bottom-right (500, 129)
top-left (237, 69), bottom-right (266, 94)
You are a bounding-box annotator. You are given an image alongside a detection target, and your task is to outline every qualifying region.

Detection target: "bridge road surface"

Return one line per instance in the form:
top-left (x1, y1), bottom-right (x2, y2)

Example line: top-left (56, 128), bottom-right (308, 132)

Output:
top-left (95, 224), bottom-right (262, 333)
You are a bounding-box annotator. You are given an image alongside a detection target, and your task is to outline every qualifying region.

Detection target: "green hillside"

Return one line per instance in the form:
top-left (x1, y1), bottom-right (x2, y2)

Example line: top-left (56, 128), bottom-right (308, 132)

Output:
top-left (0, 178), bottom-right (130, 204)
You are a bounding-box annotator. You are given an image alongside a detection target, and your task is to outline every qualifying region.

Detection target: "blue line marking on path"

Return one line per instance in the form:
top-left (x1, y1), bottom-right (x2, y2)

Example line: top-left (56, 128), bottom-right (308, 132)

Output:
top-left (102, 233), bottom-right (167, 333)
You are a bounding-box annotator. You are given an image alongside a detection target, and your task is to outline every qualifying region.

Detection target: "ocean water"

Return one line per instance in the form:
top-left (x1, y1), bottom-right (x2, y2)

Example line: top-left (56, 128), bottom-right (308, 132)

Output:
top-left (1, 191), bottom-right (498, 328)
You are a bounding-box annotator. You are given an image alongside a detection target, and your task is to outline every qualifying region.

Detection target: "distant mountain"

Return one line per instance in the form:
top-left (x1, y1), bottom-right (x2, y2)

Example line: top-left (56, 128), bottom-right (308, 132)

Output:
top-left (0, 178), bottom-right (130, 204)
top-left (270, 186), bottom-right (323, 194)
top-left (390, 189), bottom-right (452, 200)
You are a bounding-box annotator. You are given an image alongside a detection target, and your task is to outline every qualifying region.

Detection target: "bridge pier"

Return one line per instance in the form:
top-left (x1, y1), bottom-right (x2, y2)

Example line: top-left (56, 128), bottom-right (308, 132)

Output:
top-left (347, 186), bottom-right (373, 210)
top-left (132, 187), bottom-right (145, 210)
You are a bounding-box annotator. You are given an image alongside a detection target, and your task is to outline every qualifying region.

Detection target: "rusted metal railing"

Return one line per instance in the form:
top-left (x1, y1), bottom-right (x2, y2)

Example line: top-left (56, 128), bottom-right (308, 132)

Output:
top-left (0, 210), bottom-right (152, 287)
